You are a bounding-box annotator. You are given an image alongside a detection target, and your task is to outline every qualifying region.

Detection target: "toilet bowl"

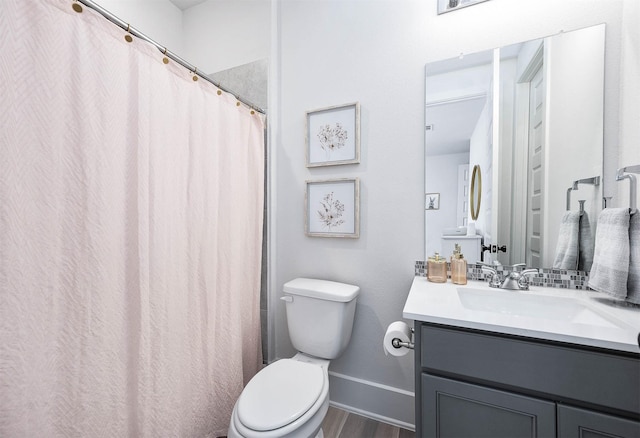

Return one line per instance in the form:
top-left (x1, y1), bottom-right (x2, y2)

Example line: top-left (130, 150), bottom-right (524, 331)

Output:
top-left (228, 354), bottom-right (329, 438)
top-left (227, 278), bottom-right (359, 438)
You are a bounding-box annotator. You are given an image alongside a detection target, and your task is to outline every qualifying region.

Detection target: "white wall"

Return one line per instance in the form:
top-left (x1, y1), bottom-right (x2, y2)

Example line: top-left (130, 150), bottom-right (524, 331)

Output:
top-left (182, 0), bottom-right (271, 74)
top-left (274, 0), bottom-right (429, 426)
top-left (273, 0), bottom-right (632, 427)
top-left (94, 0), bottom-right (183, 54)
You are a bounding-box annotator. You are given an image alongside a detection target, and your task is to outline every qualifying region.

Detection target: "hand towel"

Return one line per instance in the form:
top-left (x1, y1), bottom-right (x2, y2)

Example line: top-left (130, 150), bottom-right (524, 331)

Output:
top-left (578, 211), bottom-right (594, 272)
top-left (626, 213), bottom-right (640, 304)
top-left (553, 211), bottom-right (581, 270)
top-left (588, 208), bottom-right (631, 298)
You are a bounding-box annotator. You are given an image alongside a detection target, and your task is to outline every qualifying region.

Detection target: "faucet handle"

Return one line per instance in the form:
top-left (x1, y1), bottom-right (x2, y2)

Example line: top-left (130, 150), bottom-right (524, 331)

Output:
top-left (517, 269), bottom-right (540, 290)
top-left (477, 262), bottom-right (502, 287)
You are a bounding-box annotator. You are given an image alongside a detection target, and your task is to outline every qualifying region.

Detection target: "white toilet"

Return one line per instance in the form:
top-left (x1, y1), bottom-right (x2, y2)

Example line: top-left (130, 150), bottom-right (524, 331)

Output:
top-left (228, 278), bottom-right (360, 438)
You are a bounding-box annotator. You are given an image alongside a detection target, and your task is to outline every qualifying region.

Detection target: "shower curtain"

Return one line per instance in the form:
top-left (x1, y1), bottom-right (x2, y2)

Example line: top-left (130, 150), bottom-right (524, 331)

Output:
top-left (0, 1), bottom-right (264, 436)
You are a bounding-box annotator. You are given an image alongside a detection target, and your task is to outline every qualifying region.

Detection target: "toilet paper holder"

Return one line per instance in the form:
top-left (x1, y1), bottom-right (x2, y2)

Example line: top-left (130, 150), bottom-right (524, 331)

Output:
top-left (391, 328), bottom-right (415, 350)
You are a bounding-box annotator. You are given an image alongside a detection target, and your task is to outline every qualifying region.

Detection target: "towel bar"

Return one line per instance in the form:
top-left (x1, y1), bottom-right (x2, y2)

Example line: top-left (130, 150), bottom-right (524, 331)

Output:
top-left (616, 165), bottom-right (639, 214)
top-left (566, 176), bottom-right (600, 211)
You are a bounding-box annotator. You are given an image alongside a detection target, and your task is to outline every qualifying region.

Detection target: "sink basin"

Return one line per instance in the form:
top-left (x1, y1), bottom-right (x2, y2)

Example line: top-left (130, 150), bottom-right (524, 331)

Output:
top-left (457, 287), bottom-right (625, 329)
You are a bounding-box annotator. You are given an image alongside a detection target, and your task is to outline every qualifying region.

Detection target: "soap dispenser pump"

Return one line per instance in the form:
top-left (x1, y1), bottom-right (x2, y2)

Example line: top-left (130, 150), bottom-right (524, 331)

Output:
top-left (451, 245), bottom-right (467, 285)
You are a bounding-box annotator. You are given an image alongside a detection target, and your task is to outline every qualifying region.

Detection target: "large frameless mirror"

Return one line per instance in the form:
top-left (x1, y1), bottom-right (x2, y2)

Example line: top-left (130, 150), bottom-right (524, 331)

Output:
top-left (425, 24), bottom-right (605, 269)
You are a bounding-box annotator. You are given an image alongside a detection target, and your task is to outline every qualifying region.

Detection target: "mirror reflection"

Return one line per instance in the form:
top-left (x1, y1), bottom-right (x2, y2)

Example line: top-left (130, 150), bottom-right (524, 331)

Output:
top-left (425, 24), bottom-right (605, 269)
top-left (470, 164), bottom-right (482, 221)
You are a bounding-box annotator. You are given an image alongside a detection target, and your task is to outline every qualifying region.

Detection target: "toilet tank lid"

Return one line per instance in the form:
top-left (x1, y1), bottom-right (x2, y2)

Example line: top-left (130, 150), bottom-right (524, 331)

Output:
top-left (283, 278), bottom-right (360, 302)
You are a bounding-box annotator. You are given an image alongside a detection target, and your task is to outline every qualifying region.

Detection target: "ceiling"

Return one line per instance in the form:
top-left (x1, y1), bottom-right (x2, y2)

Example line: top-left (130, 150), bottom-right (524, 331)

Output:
top-left (425, 96), bottom-right (486, 156)
top-left (169, 0), bottom-right (208, 10)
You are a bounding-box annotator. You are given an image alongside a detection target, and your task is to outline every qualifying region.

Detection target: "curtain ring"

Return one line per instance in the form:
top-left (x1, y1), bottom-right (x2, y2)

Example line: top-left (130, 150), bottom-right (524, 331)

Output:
top-left (124, 24), bottom-right (133, 42)
top-left (72, 1), bottom-right (83, 13)
top-left (162, 47), bottom-right (169, 64)
top-left (192, 68), bottom-right (198, 82)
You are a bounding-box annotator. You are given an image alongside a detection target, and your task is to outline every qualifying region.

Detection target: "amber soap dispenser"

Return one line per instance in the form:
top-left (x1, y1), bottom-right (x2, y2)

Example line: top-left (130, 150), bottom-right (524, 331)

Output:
top-left (427, 252), bottom-right (448, 283)
top-left (451, 244), bottom-right (468, 285)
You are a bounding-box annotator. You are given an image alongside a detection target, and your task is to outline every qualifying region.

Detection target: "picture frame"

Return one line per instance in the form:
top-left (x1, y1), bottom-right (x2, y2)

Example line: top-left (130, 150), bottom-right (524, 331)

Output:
top-left (425, 193), bottom-right (440, 210)
top-left (305, 178), bottom-right (360, 238)
top-left (438, 0), bottom-right (490, 15)
top-left (306, 102), bottom-right (360, 167)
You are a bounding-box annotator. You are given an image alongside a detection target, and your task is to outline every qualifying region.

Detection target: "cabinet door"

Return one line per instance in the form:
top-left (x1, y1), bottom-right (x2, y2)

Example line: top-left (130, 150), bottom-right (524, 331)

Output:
top-left (558, 405), bottom-right (640, 438)
top-left (422, 374), bottom-right (555, 438)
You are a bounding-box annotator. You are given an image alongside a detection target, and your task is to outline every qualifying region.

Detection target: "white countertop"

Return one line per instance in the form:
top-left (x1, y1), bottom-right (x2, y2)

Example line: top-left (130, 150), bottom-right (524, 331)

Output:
top-left (403, 277), bottom-right (640, 354)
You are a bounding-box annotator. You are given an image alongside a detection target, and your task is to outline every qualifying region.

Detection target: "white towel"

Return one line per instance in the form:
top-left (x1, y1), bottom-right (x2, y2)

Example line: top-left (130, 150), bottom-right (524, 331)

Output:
top-left (627, 213), bottom-right (640, 304)
top-left (588, 208), bottom-right (631, 298)
top-left (553, 211), bottom-right (581, 270)
top-left (578, 211), bottom-right (594, 272)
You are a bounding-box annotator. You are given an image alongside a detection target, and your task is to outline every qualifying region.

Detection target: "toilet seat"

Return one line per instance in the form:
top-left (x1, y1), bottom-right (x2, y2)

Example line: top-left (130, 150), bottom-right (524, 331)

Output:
top-left (238, 359), bottom-right (324, 431)
top-left (231, 358), bottom-right (329, 437)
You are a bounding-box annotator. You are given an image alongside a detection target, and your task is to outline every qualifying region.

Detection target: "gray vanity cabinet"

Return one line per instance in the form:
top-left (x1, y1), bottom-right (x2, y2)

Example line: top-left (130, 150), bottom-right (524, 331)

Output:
top-left (557, 405), bottom-right (640, 438)
top-left (415, 323), bottom-right (640, 438)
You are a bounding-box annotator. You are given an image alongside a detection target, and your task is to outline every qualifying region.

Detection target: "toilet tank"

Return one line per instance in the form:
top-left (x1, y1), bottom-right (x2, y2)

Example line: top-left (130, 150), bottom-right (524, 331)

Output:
top-left (283, 278), bottom-right (360, 360)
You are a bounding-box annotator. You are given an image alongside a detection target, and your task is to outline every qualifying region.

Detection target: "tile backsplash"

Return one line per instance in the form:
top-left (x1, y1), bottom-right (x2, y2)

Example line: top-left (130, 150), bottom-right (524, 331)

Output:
top-left (415, 261), bottom-right (590, 290)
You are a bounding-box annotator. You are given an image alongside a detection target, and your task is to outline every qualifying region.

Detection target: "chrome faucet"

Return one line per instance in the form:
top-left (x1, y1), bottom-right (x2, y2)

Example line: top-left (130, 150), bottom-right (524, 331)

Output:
top-left (503, 268), bottom-right (540, 290)
top-left (479, 262), bottom-right (539, 290)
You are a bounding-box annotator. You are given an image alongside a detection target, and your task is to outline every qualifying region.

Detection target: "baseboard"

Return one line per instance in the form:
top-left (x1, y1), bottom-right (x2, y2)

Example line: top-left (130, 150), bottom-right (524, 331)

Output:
top-left (328, 371), bottom-right (415, 431)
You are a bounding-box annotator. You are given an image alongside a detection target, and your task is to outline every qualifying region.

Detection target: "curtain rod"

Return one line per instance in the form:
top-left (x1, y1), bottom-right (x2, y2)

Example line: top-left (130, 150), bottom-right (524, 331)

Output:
top-left (74, 0), bottom-right (266, 115)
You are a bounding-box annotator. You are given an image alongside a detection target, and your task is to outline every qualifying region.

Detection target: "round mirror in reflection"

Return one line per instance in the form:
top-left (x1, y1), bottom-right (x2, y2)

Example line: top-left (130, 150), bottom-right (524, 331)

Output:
top-left (470, 164), bottom-right (482, 221)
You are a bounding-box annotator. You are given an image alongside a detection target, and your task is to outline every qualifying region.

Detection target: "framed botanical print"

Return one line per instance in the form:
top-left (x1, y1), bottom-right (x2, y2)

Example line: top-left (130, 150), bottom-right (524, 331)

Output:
top-left (305, 178), bottom-right (360, 238)
top-left (306, 102), bottom-right (360, 167)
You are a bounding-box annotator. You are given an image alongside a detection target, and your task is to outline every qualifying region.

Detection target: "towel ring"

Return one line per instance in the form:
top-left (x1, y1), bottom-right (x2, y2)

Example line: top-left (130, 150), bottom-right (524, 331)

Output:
top-left (566, 176), bottom-right (600, 210)
top-left (616, 165), bottom-right (639, 214)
